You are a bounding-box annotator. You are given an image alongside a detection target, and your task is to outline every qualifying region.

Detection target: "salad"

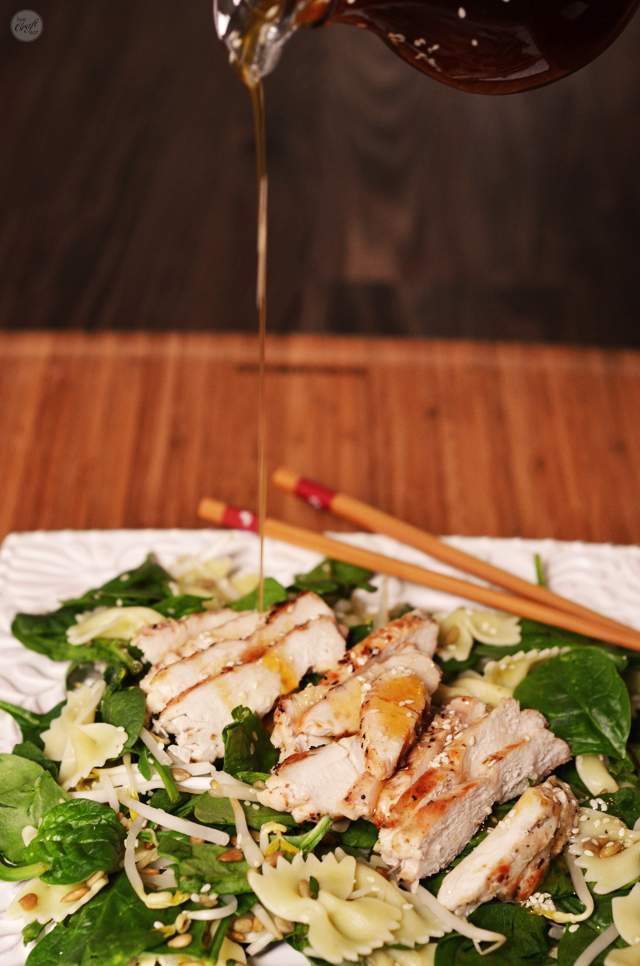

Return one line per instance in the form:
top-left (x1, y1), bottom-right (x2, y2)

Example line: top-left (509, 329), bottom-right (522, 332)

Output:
top-left (0, 541), bottom-right (640, 966)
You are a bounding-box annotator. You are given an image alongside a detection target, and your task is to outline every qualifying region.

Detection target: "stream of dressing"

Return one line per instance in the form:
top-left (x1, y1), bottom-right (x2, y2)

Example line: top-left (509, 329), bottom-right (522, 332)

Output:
top-left (248, 79), bottom-right (268, 612)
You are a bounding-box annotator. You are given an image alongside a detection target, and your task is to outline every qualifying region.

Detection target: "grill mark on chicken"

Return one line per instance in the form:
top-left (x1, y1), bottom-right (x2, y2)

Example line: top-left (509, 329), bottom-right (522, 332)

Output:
top-left (320, 610), bottom-right (438, 687)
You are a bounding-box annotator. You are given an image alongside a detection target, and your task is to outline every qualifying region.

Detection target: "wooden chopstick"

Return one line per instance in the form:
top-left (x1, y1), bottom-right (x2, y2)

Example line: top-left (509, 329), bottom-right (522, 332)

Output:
top-left (197, 497), bottom-right (640, 652)
top-left (272, 467), bottom-right (637, 642)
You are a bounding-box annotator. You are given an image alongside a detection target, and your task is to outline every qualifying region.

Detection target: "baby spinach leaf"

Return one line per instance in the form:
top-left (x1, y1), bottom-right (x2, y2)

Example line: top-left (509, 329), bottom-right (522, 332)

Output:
top-left (148, 789), bottom-right (198, 817)
top-left (157, 832), bottom-right (254, 894)
top-left (22, 920), bottom-right (43, 945)
top-left (101, 687), bottom-right (145, 751)
top-left (514, 647), bottom-right (631, 759)
top-left (222, 705), bottom-right (279, 782)
top-left (61, 556), bottom-right (173, 609)
top-left (137, 744), bottom-right (152, 780)
top-left (25, 872), bottom-right (176, 966)
top-left (434, 903), bottom-right (550, 966)
top-left (229, 577), bottom-right (288, 612)
top-left (10, 611), bottom-right (141, 674)
top-left (12, 741), bottom-right (59, 778)
top-left (0, 697), bottom-right (65, 748)
top-left (290, 558), bottom-right (375, 605)
top-left (285, 814), bottom-right (333, 853)
top-left (346, 624), bottom-right (373, 650)
top-left (24, 798), bottom-right (125, 885)
top-left (196, 794), bottom-right (298, 829)
top-left (0, 754), bottom-right (68, 865)
top-left (153, 594), bottom-right (208, 618)
top-left (339, 817), bottom-right (378, 849)
top-left (557, 889), bottom-right (629, 966)
top-left (597, 786), bottom-right (640, 828)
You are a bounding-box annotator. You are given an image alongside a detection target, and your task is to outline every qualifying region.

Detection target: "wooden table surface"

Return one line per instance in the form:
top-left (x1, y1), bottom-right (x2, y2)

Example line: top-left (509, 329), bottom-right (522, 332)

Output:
top-left (2, 331), bottom-right (640, 548)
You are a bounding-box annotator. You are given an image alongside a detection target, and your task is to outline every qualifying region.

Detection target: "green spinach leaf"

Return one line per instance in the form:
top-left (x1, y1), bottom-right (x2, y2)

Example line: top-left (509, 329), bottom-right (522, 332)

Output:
top-left (157, 832), bottom-right (254, 894)
top-left (25, 872), bottom-right (176, 966)
top-left (0, 754), bottom-right (67, 866)
top-left (222, 705), bottom-right (279, 782)
top-left (339, 818), bottom-right (378, 849)
top-left (597, 786), bottom-right (640, 828)
top-left (229, 577), bottom-right (288, 612)
top-left (101, 687), bottom-right (145, 750)
top-left (61, 556), bottom-right (173, 609)
top-left (0, 698), bottom-right (65, 748)
top-left (11, 741), bottom-right (59, 777)
top-left (290, 558), bottom-right (375, 605)
top-left (434, 903), bottom-right (550, 966)
top-left (10, 610), bottom-right (141, 674)
top-left (195, 794), bottom-right (298, 829)
top-left (514, 647), bottom-right (631, 759)
top-left (154, 595), bottom-right (210, 618)
top-left (24, 799), bottom-right (125, 885)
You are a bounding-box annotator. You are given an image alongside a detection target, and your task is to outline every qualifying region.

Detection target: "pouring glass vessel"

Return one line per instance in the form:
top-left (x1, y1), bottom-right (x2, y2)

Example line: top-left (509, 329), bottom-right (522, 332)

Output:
top-left (213, 0), bottom-right (639, 93)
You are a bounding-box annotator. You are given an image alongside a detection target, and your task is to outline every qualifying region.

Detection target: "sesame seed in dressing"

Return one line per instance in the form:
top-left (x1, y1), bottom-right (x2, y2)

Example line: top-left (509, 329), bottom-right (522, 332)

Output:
top-left (458, 7), bottom-right (466, 17)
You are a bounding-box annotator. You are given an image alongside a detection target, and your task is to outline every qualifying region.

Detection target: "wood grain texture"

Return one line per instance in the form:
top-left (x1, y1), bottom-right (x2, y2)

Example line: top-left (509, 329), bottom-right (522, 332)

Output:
top-left (0, 1), bottom-right (639, 342)
top-left (2, 332), bottom-right (640, 545)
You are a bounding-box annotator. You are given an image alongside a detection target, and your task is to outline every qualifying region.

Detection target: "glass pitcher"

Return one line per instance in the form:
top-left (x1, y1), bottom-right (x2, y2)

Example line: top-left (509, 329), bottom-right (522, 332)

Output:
top-left (213, 0), bottom-right (639, 93)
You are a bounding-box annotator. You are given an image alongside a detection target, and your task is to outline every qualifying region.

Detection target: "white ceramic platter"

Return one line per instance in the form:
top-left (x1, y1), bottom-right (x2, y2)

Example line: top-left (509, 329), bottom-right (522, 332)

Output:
top-left (1, 527), bottom-right (640, 965)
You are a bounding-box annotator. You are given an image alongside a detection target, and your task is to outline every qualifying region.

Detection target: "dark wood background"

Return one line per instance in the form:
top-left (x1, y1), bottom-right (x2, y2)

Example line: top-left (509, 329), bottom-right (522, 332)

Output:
top-left (1, 0), bottom-right (639, 344)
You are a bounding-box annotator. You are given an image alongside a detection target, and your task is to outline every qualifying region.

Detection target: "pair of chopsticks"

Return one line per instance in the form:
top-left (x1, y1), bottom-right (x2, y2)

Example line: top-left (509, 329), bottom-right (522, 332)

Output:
top-left (198, 471), bottom-right (640, 653)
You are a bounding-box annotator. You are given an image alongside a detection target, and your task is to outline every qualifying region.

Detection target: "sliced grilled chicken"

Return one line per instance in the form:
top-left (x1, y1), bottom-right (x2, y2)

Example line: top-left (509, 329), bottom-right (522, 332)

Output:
top-left (437, 778), bottom-right (578, 915)
top-left (299, 649), bottom-right (439, 740)
top-left (271, 685), bottom-right (333, 758)
top-left (375, 696), bottom-right (487, 824)
top-left (155, 615), bottom-right (345, 761)
top-left (321, 611), bottom-right (438, 687)
top-left (377, 703), bottom-right (571, 881)
top-left (154, 610), bottom-right (265, 668)
top-left (142, 637), bottom-right (270, 714)
top-left (360, 670), bottom-right (427, 780)
top-left (133, 609), bottom-right (252, 666)
top-left (258, 735), bottom-right (379, 822)
top-left (253, 592), bottom-right (335, 644)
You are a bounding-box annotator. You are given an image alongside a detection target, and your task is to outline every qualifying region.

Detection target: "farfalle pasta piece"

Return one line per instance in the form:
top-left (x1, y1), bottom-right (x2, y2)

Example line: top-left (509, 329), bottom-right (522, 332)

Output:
top-left (436, 609), bottom-right (520, 662)
top-left (67, 606), bottom-right (164, 645)
top-left (7, 873), bottom-right (108, 925)
top-left (568, 808), bottom-right (640, 894)
top-left (368, 945), bottom-right (437, 966)
top-left (352, 863), bottom-right (444, 946)
top-left (248, 851), bottom-right (402, 963)
top-left (441, 646), bottom-right (568, 707)
top-left (42, 681), bottom-right (126, 790)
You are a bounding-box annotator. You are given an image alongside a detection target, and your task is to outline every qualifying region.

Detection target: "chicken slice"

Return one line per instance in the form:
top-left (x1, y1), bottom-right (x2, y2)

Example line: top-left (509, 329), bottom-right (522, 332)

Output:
top-left (133, 609), bottom-right (254, 666)
top-left (142, 637), bottom-right (271, 715)
top-left (253, 592), bottom-right (335, 645)
top-left (378, 699), bottom-right (549, 830)
top-left (375, 696), bottom-right (487, 824)
top-left (271, 685), bottom-right (333, 759)
top-left (378, 718), bottom-right (571, 881)
top-left (360, 670), bottom-right (427, 780)
top-left (297, 649), bottom-right (440, 740)
top-left (155, 615), bottom-right (346, 761)
top-left (437, 777), bottom-right (578, 916)
top-left (321, 611), bottom-right (438, 687)
top-left (259, 735), bottom-right (379, 822)
top-left (155, 610), bottom-right (265, 668)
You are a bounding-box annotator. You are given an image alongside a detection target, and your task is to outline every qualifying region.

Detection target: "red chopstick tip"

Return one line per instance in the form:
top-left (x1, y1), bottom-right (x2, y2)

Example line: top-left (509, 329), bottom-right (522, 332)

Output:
top-left (198, 498), bottom-right (259, 532)
top-left (272, 467), bottom-right (336, 510)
